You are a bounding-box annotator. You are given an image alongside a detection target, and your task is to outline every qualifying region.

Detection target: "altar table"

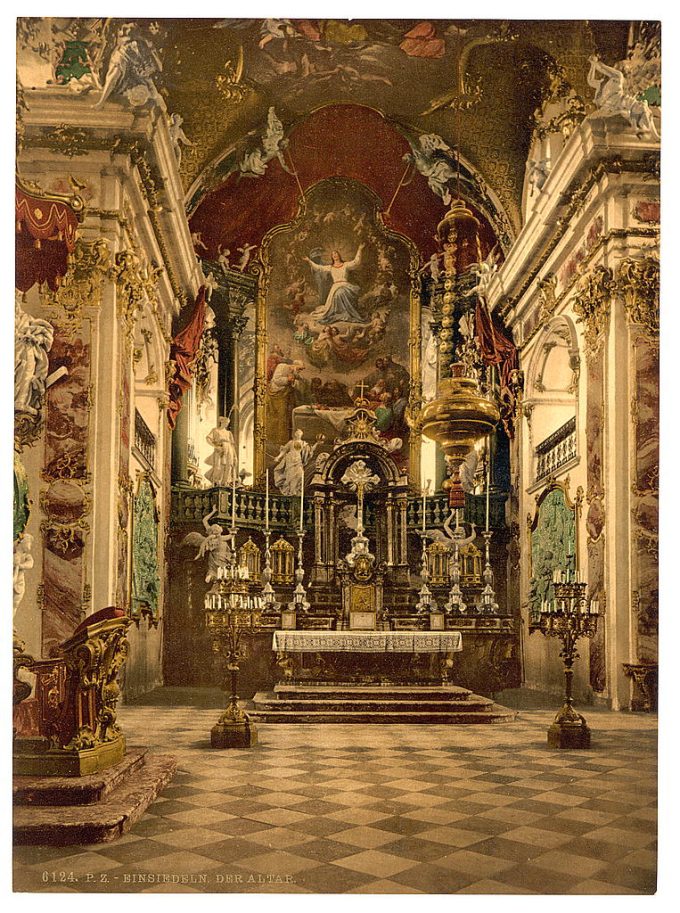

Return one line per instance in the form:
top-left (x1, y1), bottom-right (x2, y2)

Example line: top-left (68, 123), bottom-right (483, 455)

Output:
top-left (272, 630), bottom-right (463, 654)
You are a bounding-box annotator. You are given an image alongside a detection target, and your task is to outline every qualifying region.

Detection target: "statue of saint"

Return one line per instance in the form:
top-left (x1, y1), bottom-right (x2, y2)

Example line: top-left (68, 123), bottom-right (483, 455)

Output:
top-left (205, 416), bottom-right (237, 487)
top-left (15, 296), bottom-right (54, 417)
top-left (13, 534), bottom-right (34, 618)
top-left (273, 429), bottom-right (322, 495)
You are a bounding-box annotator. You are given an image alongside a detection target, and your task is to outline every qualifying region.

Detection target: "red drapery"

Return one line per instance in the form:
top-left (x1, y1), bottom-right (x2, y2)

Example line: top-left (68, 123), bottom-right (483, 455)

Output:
top-left (15, 183), bottom-right (81, 292)
top-left (475, 298), bottom-right (520, 437)
top-left (166, 286), bottom-right (207, 430)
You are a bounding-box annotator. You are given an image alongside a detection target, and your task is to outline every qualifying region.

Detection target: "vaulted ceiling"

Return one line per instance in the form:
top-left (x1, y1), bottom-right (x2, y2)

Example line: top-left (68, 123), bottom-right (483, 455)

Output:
top-left (156, 18), bottom-right (629, 240)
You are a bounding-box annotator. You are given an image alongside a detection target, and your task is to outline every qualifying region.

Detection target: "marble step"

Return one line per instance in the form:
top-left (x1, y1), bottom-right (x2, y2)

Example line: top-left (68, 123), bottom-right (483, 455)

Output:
top-left (13, 750), bottom-right (147, 807)
top-left (255, 696), bottom-right (495, 713)
top-left (13, 753), bottom-right (177, 845)
top-left (249, 702), bottom-right (517, 725)
top-left (274, 684), bottom-right (474, 702)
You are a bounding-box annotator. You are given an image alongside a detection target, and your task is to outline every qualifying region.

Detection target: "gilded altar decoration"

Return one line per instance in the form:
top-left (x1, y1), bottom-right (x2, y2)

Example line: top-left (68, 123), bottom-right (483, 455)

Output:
top-left (617, 255), bottom-right (660, 340)
top-left (131, 475), bottom-right (160, 623)
top-left (572, 265), bottom-right (614, 353)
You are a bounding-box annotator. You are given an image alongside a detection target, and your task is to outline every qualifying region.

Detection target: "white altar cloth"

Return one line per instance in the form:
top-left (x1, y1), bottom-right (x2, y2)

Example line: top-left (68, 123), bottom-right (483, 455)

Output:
top-left (272, 630), bottom-right (463, 654)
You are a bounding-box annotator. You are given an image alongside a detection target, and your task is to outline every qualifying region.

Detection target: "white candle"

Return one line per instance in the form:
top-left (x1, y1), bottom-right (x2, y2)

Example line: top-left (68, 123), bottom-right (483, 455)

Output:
top-left (299, 467), bottom-right (304, 533)
top-left (265, 469), bottom-right (270, 532)
top-left (231, 472), bottom-right (237, 530)
top-left (485, 449), bottom-right (491, 533)
top-left (422, 488), bottom-right (427, 533)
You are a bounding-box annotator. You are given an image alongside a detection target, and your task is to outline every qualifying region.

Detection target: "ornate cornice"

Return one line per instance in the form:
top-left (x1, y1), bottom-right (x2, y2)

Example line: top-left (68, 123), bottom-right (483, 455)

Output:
top-left (498, 153), bottom-right (660, 322)
top-left (572, 265), bottom-right (615, 355)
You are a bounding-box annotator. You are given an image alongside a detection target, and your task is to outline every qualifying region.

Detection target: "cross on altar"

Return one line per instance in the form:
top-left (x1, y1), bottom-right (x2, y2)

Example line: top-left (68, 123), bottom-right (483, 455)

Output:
top-left (355, 380), bottom-right (369, 401)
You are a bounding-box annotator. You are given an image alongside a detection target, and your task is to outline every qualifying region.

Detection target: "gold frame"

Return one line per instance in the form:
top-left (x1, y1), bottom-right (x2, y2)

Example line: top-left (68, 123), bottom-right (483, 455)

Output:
top-left (253, 177), bottom-right (422, 487)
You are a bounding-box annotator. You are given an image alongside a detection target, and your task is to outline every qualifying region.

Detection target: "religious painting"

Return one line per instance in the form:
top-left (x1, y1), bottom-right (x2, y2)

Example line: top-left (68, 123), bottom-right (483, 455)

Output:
top-left (256, 178), bottom-right (420, 487)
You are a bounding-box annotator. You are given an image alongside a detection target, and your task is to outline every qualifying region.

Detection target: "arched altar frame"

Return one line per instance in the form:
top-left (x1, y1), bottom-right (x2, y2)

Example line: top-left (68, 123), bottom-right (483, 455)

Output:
top-left (308, 437), bottom-right (411, 593)
top-left (252, 177), bottom-right (422, 488)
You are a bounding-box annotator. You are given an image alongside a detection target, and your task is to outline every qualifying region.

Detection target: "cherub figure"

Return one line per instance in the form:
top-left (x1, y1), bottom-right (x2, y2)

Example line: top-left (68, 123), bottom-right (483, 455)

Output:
top-left (168, 113), bottom-right (195, 167)
top-left (181, 508), bottom-right (232, 582)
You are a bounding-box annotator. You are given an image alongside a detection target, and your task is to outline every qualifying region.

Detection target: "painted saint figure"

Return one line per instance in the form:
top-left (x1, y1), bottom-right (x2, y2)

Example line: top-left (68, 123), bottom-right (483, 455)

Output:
top-left (304, 244), bottom-right (368, 325)
top-left (205, 415), bottom-right (238, 487)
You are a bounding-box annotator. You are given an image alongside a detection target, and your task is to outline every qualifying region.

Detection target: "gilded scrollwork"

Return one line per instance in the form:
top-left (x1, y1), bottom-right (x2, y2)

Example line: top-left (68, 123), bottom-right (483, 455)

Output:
top-left (572, 265), bottom-right (614, 354)
top-left (616, 255), bottom-right (660, 341)
top-left (537, 273), bottom-right (558, 325)
top-left (110, 248), bottom-right (163, 345)
top-left (44, 237), bottom-right (111, 333)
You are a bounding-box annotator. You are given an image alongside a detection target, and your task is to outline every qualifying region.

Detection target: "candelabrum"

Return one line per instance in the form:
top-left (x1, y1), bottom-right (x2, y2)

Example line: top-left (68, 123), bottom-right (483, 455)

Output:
top-left (530, 572), bottom-right (601, 749)
top-left (479, 530), bottom-right (499, 615)
top-left (415, 533), bottom-right (438, 618)
top-left (291, 531), bottom-right (310, 616)
top-left (444, 539), bottom-right (467, 615)
top-left (205, 562), bottom-right (264, 748)
top-left (260, 528), bottom-right (278, 616)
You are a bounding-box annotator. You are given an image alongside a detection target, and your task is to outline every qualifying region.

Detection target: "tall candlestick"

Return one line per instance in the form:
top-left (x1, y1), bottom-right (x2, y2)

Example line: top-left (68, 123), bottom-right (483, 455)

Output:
top-left (485, 441), bottom-right (491, 533)
top-left (421, 487), bottom-right (427, 533)
top-left (299, 468), bottom-right (304, 533)
top-left (231, 472), bottom-right (237, 531)
top-left (265, 469), bottom-right (270, 532)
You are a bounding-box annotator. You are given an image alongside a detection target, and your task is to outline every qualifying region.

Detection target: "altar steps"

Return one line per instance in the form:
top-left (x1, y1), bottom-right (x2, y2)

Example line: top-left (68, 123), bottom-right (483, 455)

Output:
top-left (249, 684), bottom-right (517, 724)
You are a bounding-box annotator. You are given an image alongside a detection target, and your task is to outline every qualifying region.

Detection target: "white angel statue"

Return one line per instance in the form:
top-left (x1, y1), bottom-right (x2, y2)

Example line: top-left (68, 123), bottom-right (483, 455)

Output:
top-left (239, 107), bottom-right (293, 177)
top-left (181, 509), bottom-right (232, 583)
top-left (587, 56), bottom-right (659, 139)
top-left (404, 133), bottom-right (457, 205)
top-left (94, 23), bottom-right (163, 109)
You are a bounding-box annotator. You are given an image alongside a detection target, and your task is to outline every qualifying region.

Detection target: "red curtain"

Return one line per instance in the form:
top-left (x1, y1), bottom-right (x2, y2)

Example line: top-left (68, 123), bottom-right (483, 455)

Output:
top-left (15, 184), bottom-right (80, 292)
top-left (166, 286), bottom-right (207, 430)
top-left (475, 298), bottom-right (520, 437)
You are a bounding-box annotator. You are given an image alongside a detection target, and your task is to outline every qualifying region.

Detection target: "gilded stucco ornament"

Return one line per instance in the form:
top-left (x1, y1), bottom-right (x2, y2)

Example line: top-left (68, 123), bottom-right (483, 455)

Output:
top-left (45, 237), bottom-right (111, 333)
top-left (537, 274), bottom-right (558, 325)
top-left (616, 255), bottom-right (660, 341)
top-left (572, 265), bottom-right (614, 354)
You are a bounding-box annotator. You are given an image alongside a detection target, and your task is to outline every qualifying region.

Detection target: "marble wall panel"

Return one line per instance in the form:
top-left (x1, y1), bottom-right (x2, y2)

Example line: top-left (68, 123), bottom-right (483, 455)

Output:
top-left (41, 323), bottom-right (91, 654)
top-left (632, 338), bottom-right (659, 662)
top-left (586, 348), bottom-right (607, 692)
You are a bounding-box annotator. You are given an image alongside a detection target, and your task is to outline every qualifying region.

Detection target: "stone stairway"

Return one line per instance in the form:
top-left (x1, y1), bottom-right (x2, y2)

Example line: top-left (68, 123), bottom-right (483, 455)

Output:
top-left (249, 684), bottom-right (517, 724)
top-left (13, 749), bottom-right (176, 845)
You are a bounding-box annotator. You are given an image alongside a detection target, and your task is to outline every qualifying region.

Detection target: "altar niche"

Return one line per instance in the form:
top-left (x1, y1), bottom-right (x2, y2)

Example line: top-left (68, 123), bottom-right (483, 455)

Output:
top-left (308, 431), bottom-right (411, 621)
top-left (254, 177), bottom-right (421, 488)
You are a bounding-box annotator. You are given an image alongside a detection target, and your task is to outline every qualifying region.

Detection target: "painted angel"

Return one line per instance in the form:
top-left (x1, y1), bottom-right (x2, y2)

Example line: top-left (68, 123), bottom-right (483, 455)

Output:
top-left (239, 107), bottom-right (293, 177)
top-left (404, 134), bottom-right (456, 205)
top-left (181, 508), bottom-right (232, 583)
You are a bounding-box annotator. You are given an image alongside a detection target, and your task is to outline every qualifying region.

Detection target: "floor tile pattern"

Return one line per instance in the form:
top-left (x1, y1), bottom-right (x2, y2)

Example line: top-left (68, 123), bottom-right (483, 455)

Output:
top-left (14, 699), bottom-right (657, 895)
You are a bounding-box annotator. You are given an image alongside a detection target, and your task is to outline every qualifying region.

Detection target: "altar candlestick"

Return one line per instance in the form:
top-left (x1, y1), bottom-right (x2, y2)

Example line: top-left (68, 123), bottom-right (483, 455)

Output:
top-left (299, 468), bottom-right (304, 533)
top-left (421, 484), bottom-right (427, 533)
top-left (265, 469), bottom-right (270, 532)
top-left (485, 442), bottom-right (491, 533)
top-left (231, 472), bottom-right (237, 531)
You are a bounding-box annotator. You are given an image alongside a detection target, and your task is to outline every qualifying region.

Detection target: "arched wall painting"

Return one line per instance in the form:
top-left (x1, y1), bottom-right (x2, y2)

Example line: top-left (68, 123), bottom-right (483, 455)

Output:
top-left (254, 178), bottom-right (420, 486)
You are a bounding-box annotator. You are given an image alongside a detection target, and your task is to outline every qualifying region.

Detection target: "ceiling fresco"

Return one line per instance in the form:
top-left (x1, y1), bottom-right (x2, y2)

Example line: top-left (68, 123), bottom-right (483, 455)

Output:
top-left (17, 17), bottom-right (632, 260)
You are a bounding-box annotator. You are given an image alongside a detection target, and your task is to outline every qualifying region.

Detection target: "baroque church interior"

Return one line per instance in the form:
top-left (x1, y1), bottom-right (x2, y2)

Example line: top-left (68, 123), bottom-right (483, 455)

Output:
top-left (12, 15), bottom-right (660, 896)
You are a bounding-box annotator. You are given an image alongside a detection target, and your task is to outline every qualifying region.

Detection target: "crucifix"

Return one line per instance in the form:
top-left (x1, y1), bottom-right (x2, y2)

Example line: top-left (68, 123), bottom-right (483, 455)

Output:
top-left (341, 460), bottom-right (380, 537)
top-left (354, 380), bottom-right (369, 403)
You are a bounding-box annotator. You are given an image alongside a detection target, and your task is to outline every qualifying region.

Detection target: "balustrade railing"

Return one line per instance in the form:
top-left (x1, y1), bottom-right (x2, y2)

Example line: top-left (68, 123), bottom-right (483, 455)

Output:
top-left (172, 486), bottom-right (507, 531)
top-left (535, 416), bottom-right (577, 482)
top-left (134, 409), bottom-right (156, 469)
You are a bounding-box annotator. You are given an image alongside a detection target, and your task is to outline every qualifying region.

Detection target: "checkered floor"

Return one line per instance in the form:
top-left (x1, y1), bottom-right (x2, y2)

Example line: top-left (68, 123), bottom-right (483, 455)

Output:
top-left (14, 693), bottom-right (657, 895)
